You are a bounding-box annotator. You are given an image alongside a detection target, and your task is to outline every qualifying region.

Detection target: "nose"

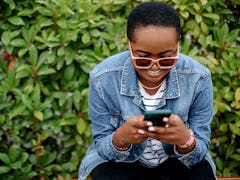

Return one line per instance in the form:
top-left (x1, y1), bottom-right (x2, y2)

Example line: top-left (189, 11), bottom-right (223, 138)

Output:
top-left (150, 61), bottom-right (160, 70)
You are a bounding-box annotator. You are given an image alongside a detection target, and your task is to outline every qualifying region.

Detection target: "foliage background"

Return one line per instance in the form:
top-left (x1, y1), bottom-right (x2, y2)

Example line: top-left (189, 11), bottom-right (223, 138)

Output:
top-left (0, 0), bottom-right (239, 179)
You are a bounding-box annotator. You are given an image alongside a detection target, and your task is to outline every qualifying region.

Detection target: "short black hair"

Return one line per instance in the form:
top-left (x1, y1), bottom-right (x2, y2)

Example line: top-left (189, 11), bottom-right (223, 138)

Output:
top-left (127, 2), bottom-right (181, 42)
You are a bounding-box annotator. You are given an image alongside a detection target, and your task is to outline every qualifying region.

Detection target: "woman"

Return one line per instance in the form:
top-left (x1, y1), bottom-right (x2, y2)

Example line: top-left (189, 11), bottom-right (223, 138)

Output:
top-left (79, 2), bottom-right (216, 180)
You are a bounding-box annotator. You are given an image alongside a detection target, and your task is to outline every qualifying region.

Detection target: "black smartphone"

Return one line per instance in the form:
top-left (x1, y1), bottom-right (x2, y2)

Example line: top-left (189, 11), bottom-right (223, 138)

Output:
top-left (144, 109), bottom-right (172, 126)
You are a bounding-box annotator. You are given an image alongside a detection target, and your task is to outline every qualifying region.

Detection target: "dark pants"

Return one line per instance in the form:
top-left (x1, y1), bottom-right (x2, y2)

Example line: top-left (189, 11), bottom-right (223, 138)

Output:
top-left (91, 158), bottom-right (215, 180)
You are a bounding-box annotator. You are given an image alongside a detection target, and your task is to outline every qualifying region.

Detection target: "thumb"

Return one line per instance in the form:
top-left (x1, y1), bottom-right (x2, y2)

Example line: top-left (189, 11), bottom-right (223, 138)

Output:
top-left (168, 114), bottom-right (180, 127)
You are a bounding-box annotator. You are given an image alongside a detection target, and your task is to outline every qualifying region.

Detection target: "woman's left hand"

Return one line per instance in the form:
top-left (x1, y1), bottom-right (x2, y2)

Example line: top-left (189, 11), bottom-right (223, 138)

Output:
top-left (144, 114), bottom-right (190, 146)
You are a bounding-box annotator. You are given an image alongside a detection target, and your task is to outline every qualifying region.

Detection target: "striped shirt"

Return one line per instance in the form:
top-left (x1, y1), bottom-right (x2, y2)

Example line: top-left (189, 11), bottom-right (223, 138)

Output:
top-left (138, 80), bottom-right (168, 167)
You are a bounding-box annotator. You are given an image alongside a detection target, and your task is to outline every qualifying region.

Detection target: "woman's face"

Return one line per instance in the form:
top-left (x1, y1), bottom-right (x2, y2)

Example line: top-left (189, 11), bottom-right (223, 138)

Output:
top-left (128, 26), bottom-right (179, 87)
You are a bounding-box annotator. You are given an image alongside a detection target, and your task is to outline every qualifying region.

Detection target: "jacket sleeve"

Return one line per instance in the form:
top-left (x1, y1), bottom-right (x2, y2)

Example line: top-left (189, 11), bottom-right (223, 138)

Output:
top-left (88, 71), bottom-right (145, 162)
top-left (173, 72), bottom-right (213, 167)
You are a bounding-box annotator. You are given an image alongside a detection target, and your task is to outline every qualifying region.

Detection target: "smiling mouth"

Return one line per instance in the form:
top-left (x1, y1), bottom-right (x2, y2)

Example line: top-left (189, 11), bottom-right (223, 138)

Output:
top-left (147, 70), bottom-right (161, 77)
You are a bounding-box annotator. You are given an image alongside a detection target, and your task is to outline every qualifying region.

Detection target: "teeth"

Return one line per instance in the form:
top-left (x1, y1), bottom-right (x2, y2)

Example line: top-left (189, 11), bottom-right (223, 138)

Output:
top-left (147, 70), bottom-right (161, 76)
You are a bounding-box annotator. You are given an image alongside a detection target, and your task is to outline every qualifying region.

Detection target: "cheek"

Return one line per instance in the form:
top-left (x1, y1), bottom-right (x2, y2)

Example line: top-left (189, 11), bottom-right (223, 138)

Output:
top-left (135, 68), bottom-right (146, 77)
top-left (161, 69), bottom-right (171, 75)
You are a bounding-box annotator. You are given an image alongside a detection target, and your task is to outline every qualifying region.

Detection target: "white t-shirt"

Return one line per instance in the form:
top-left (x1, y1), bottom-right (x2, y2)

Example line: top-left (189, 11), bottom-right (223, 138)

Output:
top-left (138, 80), bottom-right (168, 167)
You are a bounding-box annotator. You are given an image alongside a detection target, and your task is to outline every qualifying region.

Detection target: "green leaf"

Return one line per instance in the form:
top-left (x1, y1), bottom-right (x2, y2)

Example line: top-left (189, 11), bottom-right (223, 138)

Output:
top-left (19, 152), bottom-right (28, 164)
top-left (76, 118), bottom-right (86, 135)
top-left (65, 30), bottom-right (79, 42)
top-left (57, 47), bottom-right (65, 57)
top-left (82, 32), bottom-right (90, 44)
top-left (0, 153), bottom-right (11, 164)
top-left (16, 64), bottom-right (32, 74)
top-left (228, 29), bottom-right (240, 42)
top-left (60, 117), bottom-right (76, 126)
top-left (64, 64), bottom-right (75, 81)
top-left (39, 18), bottom-right (54, 27)
top-left (9, 145), bottom-right (21, 162)
top-left (215, 157), bottom-right (224, 171)
top-left (226, 144), bottom-right (235, 159)
top-left (9, 105), bottom-right (26, 118)
top-left (73, 90), bottom-right (81, 110)
top-left (53, 92), bottom-right (66, 99)
top-left (34, 110), bottom-right (43, 121)
top-left (31, 84), bottom-right (41, 106)
top-left (231, 154), bottom-right (240, 161)
top-left (195, 14), bottom-right (202, 24)
top-left (21, 94), bottom-right (33, 110)
top-left (39, 152), bottom-right (57, 166)
top-left (21, 27), bottom-right (30, 42)
top-left (37, 66), bottom-right (56, 76)
top-left (0, 166), bottom-right (11, 174)
top-left (65, 49), bottom-right (75, 65)
top-left (29, 45), bottom-right (38, 66)
top-left (219, 123), bottom-right (228, 132)
top-left (200, 21), bottom-right (208, 34)
top-left (1, 31), bottom-right (11, 45)
top-left (57, 19), bottom-right (67, 28)
top-left (229, 123), bottom-right (240, 136)
top-left (10, 38), bottom-right (27, 47)
top-left (228, 47), bottom-right (240, 53)
top-left (215, 100), bottom-right (231, 113)
top-left (11, 161), bottom-right (22, 169)
top-left (8, 16), bottom-right (25, 25)
top-left (202, 13), bottom-right (220, 21)
top-left (235, 88), bottom-right (240, 102)
top-left (181, 11), bottom-right (189, 19)
top-left (5, 0), bottom-right (16, 9)
top-left (224, 91), bottom-right (234, 101)
top-left (80, 63), bottom-right (96, 73)
top-left (223, 167), bottom-right (231, 177)
top-left (18, 47), bottom-right (29, 57)
top-left (38, 50), bottom-right (56, 68)
top-left (17, 9), bottom-right (34, 16)
top-left (56, 57), bottom-right (65, 70)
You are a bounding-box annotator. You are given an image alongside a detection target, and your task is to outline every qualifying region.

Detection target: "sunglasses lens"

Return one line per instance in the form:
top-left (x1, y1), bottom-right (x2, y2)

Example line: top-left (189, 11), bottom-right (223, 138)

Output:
top-left (135, 59), bottom-right (152, 67)
top-left (159, 59), bottom-right (176, 67)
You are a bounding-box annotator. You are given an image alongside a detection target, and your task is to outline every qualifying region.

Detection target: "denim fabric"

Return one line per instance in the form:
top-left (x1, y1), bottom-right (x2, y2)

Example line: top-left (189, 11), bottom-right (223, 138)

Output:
top-left (78, 51), bottom-right (216, 180)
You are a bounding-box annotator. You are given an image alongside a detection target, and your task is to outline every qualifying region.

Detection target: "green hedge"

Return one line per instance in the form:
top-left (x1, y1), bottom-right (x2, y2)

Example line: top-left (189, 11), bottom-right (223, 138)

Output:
top-left (0, 0), bottom-right (239, 179)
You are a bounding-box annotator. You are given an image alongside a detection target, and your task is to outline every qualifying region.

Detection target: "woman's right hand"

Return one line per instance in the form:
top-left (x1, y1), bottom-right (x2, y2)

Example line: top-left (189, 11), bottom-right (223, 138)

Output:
top-left (112, 115), bottom-right (152, 149)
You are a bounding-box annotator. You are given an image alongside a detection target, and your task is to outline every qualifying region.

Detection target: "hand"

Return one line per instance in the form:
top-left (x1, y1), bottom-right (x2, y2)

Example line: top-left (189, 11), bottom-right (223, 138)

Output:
top-left (112, 115), bottom-right (152, 149)
top-left (144, 114), bottom-right (190, 146)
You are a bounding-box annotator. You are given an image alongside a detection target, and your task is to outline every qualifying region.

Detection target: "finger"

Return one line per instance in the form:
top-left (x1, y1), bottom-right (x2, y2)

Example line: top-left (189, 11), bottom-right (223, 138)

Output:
top-left (165, 123), bottom-right (169, 128)
top-left (145, 128), bottom-right (173, 141)
top-left (137, 129), bottom-right (145, 135)
top-left (168, 117), bottom-right (179, 127)
top-left (135, 119), bottom-right (153, 128)
top-left (147, 125), bottom-right (174, 135)
top-left (163, 117), bottom-right (169, 123)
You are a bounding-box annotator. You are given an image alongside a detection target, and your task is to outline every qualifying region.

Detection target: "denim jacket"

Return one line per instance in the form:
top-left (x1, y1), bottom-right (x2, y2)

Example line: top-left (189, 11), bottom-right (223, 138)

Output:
top-left (78, 51), bottom-right (216, 180)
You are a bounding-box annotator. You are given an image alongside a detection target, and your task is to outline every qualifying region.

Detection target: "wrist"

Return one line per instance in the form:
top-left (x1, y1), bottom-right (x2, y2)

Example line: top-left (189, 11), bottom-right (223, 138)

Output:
top-left (113, 143), bottom-right (130, 151)
top-left (112, 131), bottom-right (130, 151)
top-left (178, 129), bottom-right (195, 149)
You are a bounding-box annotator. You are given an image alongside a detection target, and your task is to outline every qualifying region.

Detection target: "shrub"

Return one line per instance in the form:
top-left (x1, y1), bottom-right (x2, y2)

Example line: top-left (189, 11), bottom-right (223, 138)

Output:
top-left (0, 0), bottom-right (239, 178)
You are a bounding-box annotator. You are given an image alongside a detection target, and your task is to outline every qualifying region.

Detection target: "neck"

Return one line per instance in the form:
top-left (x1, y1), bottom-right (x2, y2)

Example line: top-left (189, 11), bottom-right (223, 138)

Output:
top-left (138, 80), bottom-right (163, 90)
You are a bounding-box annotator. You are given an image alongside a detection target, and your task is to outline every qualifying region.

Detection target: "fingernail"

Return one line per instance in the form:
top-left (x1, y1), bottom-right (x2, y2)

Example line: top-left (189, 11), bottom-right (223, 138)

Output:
top-left (163, 117), bottom-right (169, 122)
top-left (147, 122), bottom-right (153, 126)
top-left (138, 129), bottom-right (145, 134)
top-left (148, 126), bottom-right (155, 131)
top-left (165, 123), bottom-right (169, 128)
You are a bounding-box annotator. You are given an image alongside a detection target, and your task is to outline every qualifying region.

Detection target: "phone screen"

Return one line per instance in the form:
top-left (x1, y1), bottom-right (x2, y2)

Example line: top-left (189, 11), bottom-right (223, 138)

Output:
top-left (144, 109), bottom-right (171, 126)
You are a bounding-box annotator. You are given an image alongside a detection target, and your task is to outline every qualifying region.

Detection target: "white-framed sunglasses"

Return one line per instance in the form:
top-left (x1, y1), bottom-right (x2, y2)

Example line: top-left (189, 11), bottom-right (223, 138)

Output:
top-left (128, 41), bottom-right (179, 69)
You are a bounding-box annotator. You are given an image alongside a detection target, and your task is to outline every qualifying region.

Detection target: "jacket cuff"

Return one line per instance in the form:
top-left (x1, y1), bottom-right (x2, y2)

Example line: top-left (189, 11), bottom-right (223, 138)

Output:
top-left (109, 133), bottom-right (133, 161)
top-left (173, 143), bottom-right (197, 168)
